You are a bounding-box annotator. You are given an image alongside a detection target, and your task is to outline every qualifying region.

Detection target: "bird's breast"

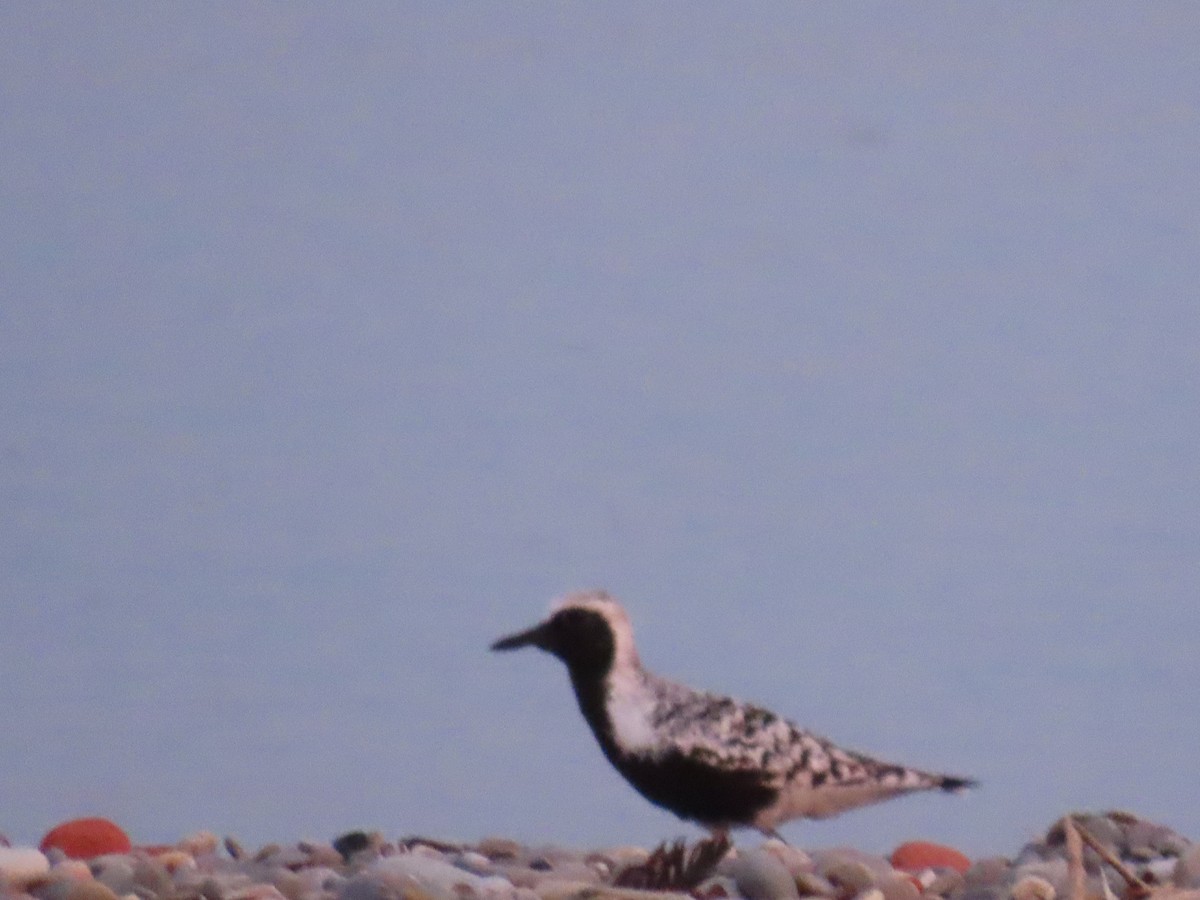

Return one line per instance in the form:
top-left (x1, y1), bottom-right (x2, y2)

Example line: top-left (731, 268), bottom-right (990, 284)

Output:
top-left (605, 669), bottom-right (661, 755)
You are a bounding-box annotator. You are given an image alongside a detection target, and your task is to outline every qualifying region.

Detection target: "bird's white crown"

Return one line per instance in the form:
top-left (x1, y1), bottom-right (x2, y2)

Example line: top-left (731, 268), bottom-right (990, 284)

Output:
top-left (552, 589), bottom-right (643, 673)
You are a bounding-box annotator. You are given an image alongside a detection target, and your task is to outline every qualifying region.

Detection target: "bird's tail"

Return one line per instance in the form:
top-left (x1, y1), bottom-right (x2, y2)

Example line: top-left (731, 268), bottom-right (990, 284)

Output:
top-left (935, 774), bottom-right (978, 793)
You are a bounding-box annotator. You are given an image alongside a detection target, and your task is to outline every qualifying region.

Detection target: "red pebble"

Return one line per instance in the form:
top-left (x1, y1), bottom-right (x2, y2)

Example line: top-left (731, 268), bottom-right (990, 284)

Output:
top-left (39, 818), bottom-right (132, 859)
top-left (890, 840), bottom-right (971, 874)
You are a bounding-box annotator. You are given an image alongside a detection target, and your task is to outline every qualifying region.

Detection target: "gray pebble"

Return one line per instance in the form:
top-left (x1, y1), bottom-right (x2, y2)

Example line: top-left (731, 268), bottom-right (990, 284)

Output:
top-left (90, 855), bottom-right (136, 895)
top-left (822, 860), bottom-right (877, 897)
top-left (336, 874), bottom-right (399, 900)
top-left (877, 873), bottom-right (921, 900)
top-left (761, 840), bottom-right (813, 879)
top-left (368, 853), bottom-right (517, 899)
top-left (475, 838), bottom-right (522, 861)
top-left (132, 856), bottom-right (174, 898)
top-left (1009, 874), bottom-right (1055, 900)
top-left (794, 869), bottom-right (839, 897)
top-left (812, 849), bottom-right (894, 880)
top-left (726, 848), bottom-right (801, 900)
top-left (1012, 858), bottom-right (1069, 898)
top-left (923, 870), bottom-right (965, 897)
top-left (964, 857), bottom-right (1012, 889)
top-left (1119, 818), bottom-right (1181, 861)
top-left (1175, 845), bottom-right (1200, 888)
top-left (957, 888), bottom-right (1006, 900)
top-left (455, 851), bottom-right (493, 874)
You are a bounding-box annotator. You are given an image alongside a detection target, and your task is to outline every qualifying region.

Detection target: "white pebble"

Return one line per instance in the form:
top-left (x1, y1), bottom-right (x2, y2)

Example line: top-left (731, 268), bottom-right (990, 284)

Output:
top-left (0, 847), bottom-right (50, 888)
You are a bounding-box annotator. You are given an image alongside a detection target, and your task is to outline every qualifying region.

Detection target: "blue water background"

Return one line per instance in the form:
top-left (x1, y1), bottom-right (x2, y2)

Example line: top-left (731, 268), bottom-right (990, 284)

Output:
top-left (2, 4), bottom-right (1197, 856)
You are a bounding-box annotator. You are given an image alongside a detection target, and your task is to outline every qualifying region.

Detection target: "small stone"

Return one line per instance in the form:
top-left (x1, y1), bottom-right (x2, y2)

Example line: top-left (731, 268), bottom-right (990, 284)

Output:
top-left (596, 847), bottom-right (649, 874)
top-left (64, 882), bottom-right (121, 900)
top-left (532, 883), bottom-right (688, 900)
top-left (489, 866), bottom-right (545, 890)
top-left (129, 856), bottom-right (171, 898)
top-left (1010, 875), bottom-right (1056, 900)
top-left (475, 839), bottom-right (522, 862)
top-left (823, 860), bottom-right (877, 897)
top-left (456, 852), bottom-right (493, 874)
top-left (1012, 845), bottom-right (1052, 868)
top-left (272, 870), bottom-right (307, 900)
top-left (50, 859), bottom-right (94, 883)
top-left (0, 847), bottom-right (51, 888)
top-left (338, 834), bottom-right (387, 867)
top-left (878, 873), bottom-right (921, 900)
top-left (149, 851), bottom-right (195, 874)
top-left (812, 850), bottom-right (894, 880)
top-left (1176, 845), bottom-right (1200, 888)
top-left (794, 870), bottom-right (838, 897)
top-left (964, 858), bottom-right (1012, 889)
top-left (552, 863), bottom-right (599, 885)
top-left (924, 870), bottom-right (966, 897)
top-left (957, 888), bottom-right (1005, 900)
top-left (40, 821), bottom-right (132, 861)
top-left (227, 887), bottom-right (289, 900)
top-left (336, 874), bottom-right (392, 900)
top-left (257, 846), bottom-right (310, 870)
top-left (1012, 859), bottom-right (1068, 898)
top-left (726, 848), bottom-right (801, 900)
top-left (367, 854), bottom-right (514, 899)
top-left (89, 856), bottom-right (135, 895)
top-left (891, 842), bottom-right (971, 875)
top-left (298, 843), bottom-right (344, 869)
top-left (760, 840), bottom-right (813, 879)
top-left (1139, 857), bottom-right (1177, 885)
top-left (178, 834), bottom-right (220, 857)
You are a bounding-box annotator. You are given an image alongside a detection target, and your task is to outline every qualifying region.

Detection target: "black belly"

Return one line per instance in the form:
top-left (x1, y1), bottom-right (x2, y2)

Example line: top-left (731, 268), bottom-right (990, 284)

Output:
top-left (611, 749), bottom-right (778, 828)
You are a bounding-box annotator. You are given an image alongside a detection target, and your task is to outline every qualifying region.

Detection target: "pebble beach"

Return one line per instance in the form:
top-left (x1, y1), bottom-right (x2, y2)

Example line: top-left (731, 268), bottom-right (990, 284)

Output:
top-left (3, 811), bottom-right (1198, 900)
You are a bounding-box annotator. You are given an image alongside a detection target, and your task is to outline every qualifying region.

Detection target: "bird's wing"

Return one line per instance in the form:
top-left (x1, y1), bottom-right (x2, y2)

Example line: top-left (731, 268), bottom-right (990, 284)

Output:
top-left (648, 684), bottom-right (898, 788)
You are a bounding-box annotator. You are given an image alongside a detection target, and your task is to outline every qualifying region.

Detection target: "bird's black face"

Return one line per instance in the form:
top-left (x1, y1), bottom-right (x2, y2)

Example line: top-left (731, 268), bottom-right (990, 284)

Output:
top-left (491, 607), bottom-right (616, 681)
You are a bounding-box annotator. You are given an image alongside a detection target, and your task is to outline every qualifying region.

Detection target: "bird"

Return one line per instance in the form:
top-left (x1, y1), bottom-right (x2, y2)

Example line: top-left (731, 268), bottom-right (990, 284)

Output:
top-left (491, 590), bottom-right (976, 840)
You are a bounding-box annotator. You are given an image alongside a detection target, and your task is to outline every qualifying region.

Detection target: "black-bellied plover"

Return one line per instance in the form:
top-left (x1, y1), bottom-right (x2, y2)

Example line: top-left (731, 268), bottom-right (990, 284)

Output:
top-left (491, 590), bottom-right (976, 839)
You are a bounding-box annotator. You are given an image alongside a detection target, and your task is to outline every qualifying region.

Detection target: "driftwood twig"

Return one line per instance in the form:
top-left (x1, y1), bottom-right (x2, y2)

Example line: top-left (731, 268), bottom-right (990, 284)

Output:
top-left (1066, 816), bottom-right (1153, 900)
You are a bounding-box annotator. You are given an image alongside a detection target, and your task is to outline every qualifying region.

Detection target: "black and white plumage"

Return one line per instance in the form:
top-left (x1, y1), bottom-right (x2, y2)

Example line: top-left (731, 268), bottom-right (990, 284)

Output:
top-left (491, 590), bottom-right (976, 839)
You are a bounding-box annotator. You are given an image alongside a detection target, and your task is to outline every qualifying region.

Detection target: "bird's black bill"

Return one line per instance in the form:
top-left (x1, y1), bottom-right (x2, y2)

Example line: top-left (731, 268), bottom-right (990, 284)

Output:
top-left (490, 621), bottom-right (551, 652)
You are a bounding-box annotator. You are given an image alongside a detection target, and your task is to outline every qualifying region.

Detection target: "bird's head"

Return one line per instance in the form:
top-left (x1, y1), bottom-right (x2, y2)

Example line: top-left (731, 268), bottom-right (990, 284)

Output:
top-left (491, 590), bottom-right (640, 681)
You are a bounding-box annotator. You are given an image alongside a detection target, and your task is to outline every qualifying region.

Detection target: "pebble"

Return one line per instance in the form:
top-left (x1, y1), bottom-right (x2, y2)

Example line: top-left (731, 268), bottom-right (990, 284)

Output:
top-left (40, 821), bottom-right (132, 861)
top-left (0, 847), bottom-right (51, 888)
top-left (813, 848), bottom-right (895, 880)
top-left (794, 869), bottom-right (839, 897)
top-left (1011, 858), bottom-right (1068, 897)
top-left (49, 859), bottom-right (94, 883)
top-left (822, 860), bottom-right (876, 898)
top-left (3, 809), bottom-right (1197, 900)
top-left (1009, 874), bottom-right (1055, 900)
top-left (178, 833), bottom-right (220, 857)
top-left (1177, 844), bottom-right (1200, 888)
top-left (63, 882), bottom-right (121, 900)
top-left (759, 839), bottom-right (812, 880)
top-left (368, 852), bottom-right (517, 899)
top-left (877, 873), bottom-right (921, 900)
top-left (964, 857), bottom-right (1012, 889)
top-left (89, 855), bottom-right (136, 895)
top-left (890, 841), bottom-right (972, 874)
top-left (724, 847), bottom-right (800, 899)
top-left (924, 869), bottom-right (966, 897)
